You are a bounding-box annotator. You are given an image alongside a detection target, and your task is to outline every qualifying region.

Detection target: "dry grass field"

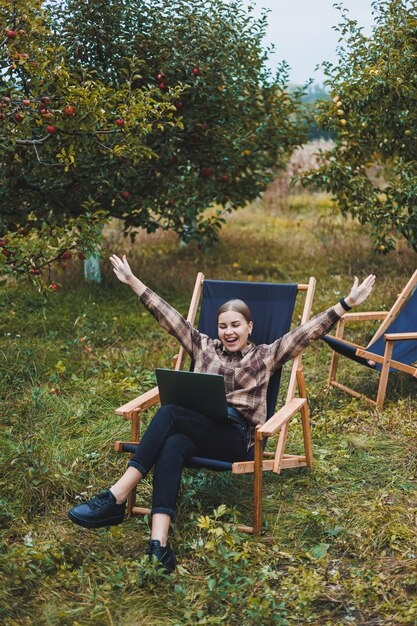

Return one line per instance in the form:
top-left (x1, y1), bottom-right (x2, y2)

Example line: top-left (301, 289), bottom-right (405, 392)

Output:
top-left (1, 189), bottom-right (416, 625)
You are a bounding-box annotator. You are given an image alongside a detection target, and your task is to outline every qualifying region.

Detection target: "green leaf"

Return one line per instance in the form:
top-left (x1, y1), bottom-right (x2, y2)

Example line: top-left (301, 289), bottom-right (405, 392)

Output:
top-left (310, 543), bottom-right (330, 559)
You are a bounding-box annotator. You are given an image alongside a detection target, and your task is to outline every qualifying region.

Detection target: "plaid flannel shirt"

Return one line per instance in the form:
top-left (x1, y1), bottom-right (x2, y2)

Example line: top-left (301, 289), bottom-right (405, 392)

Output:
top-left (140, 287), bottom-right (340, 446)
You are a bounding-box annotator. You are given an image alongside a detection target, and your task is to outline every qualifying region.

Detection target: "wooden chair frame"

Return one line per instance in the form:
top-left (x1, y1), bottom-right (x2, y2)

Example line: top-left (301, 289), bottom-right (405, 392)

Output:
top-left (114, 273), bottom-right (317, 534)
top-left (328, 269), bottom-right (417, 408)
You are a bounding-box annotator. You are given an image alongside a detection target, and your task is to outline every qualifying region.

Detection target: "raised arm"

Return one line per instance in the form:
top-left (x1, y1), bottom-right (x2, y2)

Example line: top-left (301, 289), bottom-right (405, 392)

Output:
top-left (333, 274), bottom-right (376, 317)
top-left (269, 274), bottom-right (376, 368)
top-left (110, 254), bottom-right (202, 356)
top-left (110, 254), bottom-right (147, 295)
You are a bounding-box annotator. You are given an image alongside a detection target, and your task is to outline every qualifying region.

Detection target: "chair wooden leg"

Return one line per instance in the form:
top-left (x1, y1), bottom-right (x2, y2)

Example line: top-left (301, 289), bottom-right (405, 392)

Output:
top-left (253, 427), bottom-right (263, 534)
top-left (330, 380), bottom-right (377, 405)
top-left (328, 351), bottom-right (340, 385)
top-left (296, 367), bottom-right (313, 468)
top-left (300, 403), bottom-right (313, 467)
top-left (127, 488), bottom-right (136, 516)
top-left (376, 341), bottom-right (394, 408)
top-left (274, 424), bottom-right (288, 474)
top-left (328, 319), bottom-right (345, 384)
top-left (127, 410), bottom-right (141, 516)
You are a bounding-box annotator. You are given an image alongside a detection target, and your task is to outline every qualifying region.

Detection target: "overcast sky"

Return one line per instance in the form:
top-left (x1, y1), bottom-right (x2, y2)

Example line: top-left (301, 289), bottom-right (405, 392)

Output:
top-left (241, 0), bottom-right (376, 85)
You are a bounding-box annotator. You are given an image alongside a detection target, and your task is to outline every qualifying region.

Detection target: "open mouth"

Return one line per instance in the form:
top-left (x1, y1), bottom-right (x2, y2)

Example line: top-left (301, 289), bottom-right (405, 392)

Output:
top-left (225, 337), bottom-right (238, 345)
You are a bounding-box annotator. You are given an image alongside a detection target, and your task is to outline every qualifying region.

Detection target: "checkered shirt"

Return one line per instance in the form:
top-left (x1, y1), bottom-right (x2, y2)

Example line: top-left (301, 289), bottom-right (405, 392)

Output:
top-left (140, 287), bottom-right (340, 446)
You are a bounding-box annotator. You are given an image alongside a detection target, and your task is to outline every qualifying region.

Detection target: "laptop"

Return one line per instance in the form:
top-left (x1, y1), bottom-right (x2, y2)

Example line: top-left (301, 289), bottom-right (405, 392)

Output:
top-left (155, 368), bottom-right (229, 420)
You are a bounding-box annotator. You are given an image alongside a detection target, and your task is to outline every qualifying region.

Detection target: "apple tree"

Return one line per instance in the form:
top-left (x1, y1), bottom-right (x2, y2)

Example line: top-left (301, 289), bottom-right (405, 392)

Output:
top-left (1, 0), bottom-right (305, 283)
top-left (0, 0), bottom-right (184, 282)
top-left (303, 0), bottom-right (417, 254)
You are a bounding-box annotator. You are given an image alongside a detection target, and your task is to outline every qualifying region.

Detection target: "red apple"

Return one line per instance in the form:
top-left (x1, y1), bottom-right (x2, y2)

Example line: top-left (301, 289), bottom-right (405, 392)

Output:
top-left (40, 108), bottom-right (52, 117)
top-left (2, 248), bottom-right (10, 256)
top-left (22, 99), bottom-right (30, 106)
top-left (156, 73), bottom-right (166, 80)
top-left (49, 283), bottom-right (58, 290)
top-left (42, 96), bottom-right (50, 105)
top-left (115, 118), bottom-right (125, 126)
top-left (159, 82), bottom-right (167, 89)
top-left (192, 67), bottom-right (199, 76)
top-left (6, 30), bottom-right (17, 39)
top-left (78, 251), bottom-right (86, 260)
top-left (0, 113), bottom-right (5, 120)
top-left (174, 101), bottom-right (183, 110)
top-left (60, 262), bottom-right (67, 270)
top-left (221, 175), bottom-right (229, 183)
top-left (15, 113), bottom-right (24, 123)
top-left (62, 251), bottom-right (72, 260)
top-left (0, 240), bottom-right (7, 247)
top-left (30, 268), bottom-right (41, 275)
top-left (47, 124), bottom-right (57, 134)
top-left (121, 191), bottom-right (130, 200)
top-left (64, 105), bottom-right (75, 116)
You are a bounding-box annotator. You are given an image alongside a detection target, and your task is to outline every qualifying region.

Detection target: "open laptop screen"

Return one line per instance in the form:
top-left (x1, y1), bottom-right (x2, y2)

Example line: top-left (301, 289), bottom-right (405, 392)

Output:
top-left (155, 369), bottom-right (229, 420)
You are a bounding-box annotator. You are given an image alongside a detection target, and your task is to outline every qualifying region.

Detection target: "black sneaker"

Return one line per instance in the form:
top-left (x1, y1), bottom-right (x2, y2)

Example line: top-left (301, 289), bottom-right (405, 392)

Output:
top-left (68, 489), bottom-right (126, 529)
top-left (146, 540), bottom-right (176, 573)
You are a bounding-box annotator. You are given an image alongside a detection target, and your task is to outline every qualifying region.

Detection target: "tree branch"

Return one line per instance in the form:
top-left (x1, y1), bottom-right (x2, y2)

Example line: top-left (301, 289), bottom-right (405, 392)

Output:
top-left (16, 135), bottom-right (51, 145)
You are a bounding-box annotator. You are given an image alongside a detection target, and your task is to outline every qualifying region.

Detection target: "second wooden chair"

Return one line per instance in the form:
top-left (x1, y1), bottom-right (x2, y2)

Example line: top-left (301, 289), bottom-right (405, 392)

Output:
top-left (322, 269), bottom-right (417, 407)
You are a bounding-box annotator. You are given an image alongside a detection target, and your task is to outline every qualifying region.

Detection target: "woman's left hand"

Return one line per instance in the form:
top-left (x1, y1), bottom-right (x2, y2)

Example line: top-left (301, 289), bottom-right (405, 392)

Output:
top-left (345, 274), bottom-right (376, 307)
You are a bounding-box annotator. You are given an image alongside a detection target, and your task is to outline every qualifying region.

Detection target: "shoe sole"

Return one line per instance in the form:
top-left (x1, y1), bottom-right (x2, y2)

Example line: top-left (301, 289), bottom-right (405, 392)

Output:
top-left (68, 510), bottom-right (125, 529)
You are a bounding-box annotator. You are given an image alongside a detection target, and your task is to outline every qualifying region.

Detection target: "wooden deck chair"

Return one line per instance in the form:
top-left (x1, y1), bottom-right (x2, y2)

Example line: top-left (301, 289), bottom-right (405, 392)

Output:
top-left (323, 269), bottom-right (417, 408)
top-left (114, 273), bottom-right (316, 534)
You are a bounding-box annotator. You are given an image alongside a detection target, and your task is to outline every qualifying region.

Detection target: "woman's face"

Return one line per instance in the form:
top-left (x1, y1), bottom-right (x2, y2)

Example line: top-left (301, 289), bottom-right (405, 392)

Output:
top-left (217, 310), bottom-right (253, 353)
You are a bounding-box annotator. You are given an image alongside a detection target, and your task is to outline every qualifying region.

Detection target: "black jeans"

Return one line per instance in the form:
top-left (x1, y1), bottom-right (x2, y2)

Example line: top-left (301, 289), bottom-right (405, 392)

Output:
top-left (127, 404), bottom-right (249, 518)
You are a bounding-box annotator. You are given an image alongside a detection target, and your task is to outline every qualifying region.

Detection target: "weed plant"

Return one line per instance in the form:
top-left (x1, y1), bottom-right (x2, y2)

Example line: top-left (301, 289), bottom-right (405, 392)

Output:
top-left (1, 193), bottom-right (416, 625)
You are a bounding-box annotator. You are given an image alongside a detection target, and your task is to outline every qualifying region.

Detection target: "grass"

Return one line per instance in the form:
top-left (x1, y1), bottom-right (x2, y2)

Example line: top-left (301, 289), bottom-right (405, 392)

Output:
top-left (1, 192), bottom-right (417, 625)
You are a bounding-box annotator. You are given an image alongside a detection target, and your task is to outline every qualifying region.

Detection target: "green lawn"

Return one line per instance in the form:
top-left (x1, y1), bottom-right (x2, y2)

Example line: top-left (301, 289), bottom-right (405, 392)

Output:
top-left (1, 193), bottom-right (416, 625)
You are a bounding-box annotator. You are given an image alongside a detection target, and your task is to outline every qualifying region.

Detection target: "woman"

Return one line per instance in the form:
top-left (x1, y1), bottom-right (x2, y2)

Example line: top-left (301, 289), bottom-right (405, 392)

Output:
top-left (68, 254), bottom-right (376, 572)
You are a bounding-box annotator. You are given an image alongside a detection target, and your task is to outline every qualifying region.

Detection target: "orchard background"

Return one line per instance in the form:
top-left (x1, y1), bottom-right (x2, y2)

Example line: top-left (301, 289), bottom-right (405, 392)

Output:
top-left (1, 1), bottom-right (417, 624)
top-left (1, 0), bottom-right (304, 281)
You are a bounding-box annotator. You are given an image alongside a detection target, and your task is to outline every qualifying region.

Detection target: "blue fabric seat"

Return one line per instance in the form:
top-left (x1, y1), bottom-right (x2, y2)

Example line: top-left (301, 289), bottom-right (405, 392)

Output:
top-left (322, 335), bottom-right (376, 368)
top-left (322, 270), bottom-right (417, 406)
top-left (367, 288), bottom-right (417, 368)
top-left (118, 447), bottom-right (236, 471)
top-left (185, 279), bottom-right (297, 471)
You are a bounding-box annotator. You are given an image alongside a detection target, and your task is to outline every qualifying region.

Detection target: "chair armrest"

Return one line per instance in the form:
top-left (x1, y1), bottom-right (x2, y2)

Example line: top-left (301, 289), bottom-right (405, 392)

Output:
top-left (341, 311), bottom-right (388, 322)
top-left (258, 398), bottom-right (306, 438)
top-left (114, 386), bottom-right (160, 417)
top-left (355, 348), bottom-right (382, 363)
top-left (384, 332), bottom-right (417, 342)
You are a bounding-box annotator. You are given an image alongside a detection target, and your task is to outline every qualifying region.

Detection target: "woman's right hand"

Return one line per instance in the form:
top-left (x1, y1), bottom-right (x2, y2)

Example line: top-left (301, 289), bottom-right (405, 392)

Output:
top-left (110, 254), bottom-right (135, 284)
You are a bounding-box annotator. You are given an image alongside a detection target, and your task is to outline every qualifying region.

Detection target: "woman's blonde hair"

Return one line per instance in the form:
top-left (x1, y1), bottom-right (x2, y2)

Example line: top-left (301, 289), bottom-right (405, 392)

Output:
top-left (217, 299), bottom-right (252, 323)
